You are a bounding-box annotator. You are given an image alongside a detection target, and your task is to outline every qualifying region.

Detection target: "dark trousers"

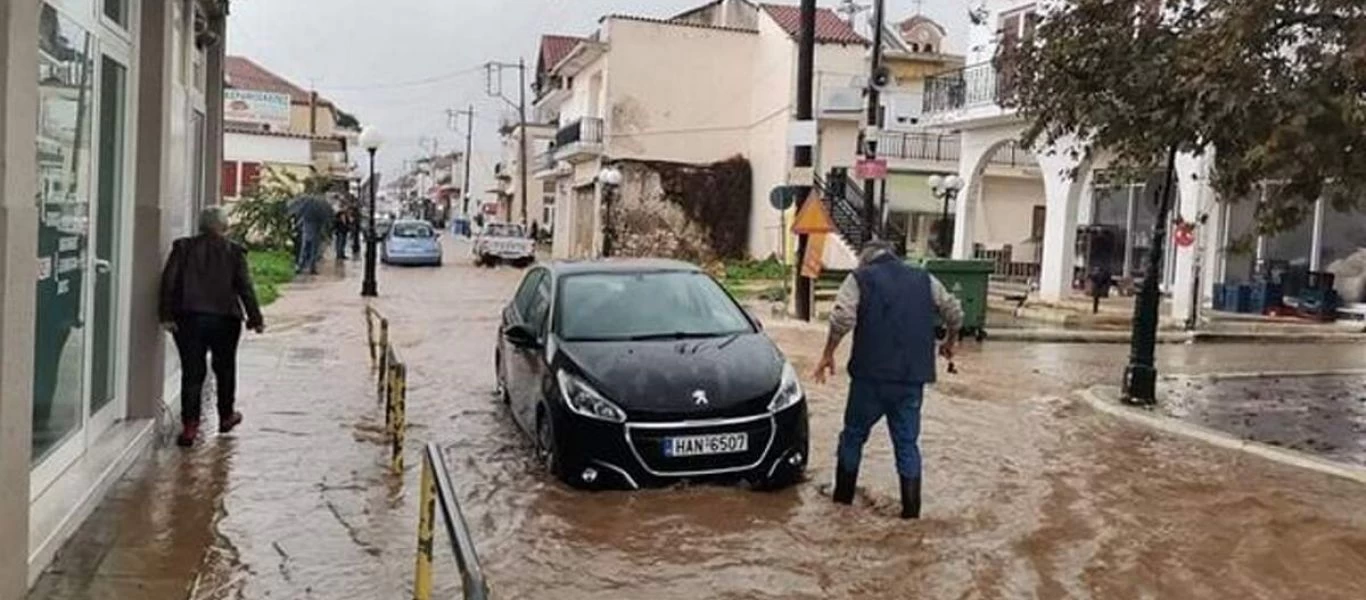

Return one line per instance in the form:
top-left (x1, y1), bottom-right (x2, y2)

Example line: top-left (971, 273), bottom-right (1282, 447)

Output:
top-left (173, 313), bottom-right (242, 424)
top-left (838, 379), bottom-right (925, 478)
top-left (334, 229), bottom-right (349, 260)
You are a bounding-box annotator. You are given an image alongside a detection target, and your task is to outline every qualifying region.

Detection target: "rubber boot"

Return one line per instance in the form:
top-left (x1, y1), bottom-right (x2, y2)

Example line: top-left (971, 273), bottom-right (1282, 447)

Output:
top-left (899, 476), bottom-right (921, 519)
top-left (832, 466), bottom-right (858, 505)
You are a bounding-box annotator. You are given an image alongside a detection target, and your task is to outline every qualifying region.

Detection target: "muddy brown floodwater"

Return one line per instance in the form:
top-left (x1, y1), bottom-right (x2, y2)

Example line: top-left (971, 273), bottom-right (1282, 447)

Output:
top-left (29, 239), bottom-right (1366, 600)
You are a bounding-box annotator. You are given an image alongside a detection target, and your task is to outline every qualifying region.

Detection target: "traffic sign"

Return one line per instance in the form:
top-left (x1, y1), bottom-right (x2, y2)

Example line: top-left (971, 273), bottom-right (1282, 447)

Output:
top-left (769, 186), bottom-right (798, 211)
top-left (791, 192), bottom-right (835, 235)
top-left (854, 158), bottom-right (888, 180)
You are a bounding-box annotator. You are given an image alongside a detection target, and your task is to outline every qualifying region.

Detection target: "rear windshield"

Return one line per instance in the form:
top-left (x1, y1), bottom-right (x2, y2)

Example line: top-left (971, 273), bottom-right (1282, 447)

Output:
top-left (556, 271), bottom-right (754, 341)
top-left (392, 223), bottom-right (434, 238)
top-left (484, 223), bottom-right (524, 237)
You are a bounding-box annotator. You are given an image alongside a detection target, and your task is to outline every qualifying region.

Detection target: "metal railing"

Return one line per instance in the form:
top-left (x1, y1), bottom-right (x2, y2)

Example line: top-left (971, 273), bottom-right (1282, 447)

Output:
top-left (364, 305), bottom-right (406, 475)
top-left (922, 62), bottom-right (1003, 113)
top-left (877, 132), bottom-right (961, 162)
top-left (414, 442), bottom-right (491, 600)
top-left (554, 117), bottom-right (603, 148)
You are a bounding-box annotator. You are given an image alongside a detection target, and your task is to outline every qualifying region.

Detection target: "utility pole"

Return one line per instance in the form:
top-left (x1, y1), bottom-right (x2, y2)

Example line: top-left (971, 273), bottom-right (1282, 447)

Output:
top-left (860, 0), bottom-right (887, 239)
top-left (793, 0), bottom-right (817, 321)
top-left (486, 60), bottom-right (530, 225)
top-left (448, 105), bottom-right (475, 215)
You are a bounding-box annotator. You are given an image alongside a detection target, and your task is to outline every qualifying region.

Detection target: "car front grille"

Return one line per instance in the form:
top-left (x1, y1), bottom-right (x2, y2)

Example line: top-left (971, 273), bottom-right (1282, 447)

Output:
top-left (625, 415), bottom-right (775, 476)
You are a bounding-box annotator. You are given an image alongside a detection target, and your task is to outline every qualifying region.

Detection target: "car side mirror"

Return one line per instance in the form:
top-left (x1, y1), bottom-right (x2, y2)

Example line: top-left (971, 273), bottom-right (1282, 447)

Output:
top-left (503, 323), bottom-right (541, 349)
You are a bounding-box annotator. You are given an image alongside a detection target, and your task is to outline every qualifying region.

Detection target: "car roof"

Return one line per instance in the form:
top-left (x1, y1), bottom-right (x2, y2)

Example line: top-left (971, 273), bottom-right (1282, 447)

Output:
top-left (545, 258), bottom-right (703, 276)
top-left (391, 219), bottom-right (431, 226)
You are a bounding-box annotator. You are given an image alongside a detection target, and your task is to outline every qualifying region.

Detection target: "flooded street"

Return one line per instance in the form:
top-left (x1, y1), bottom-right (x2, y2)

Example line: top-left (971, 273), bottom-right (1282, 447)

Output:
top-left (31, 239), bottom-right (1366, 599)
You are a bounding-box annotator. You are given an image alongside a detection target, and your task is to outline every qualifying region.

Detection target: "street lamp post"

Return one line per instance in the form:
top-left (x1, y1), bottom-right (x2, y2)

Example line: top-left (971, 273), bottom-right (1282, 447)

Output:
top-left (359, 126), bottom-right (383, 297)
top-left (927, 174), bottom-right (964, 258)
top-left (598, 166), bottom-right (622, 257)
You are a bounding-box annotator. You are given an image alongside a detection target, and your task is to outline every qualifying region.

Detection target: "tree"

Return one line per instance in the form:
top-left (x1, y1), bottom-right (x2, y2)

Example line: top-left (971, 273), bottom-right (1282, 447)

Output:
top-left (1001, 0), bottom-right (1366, 233)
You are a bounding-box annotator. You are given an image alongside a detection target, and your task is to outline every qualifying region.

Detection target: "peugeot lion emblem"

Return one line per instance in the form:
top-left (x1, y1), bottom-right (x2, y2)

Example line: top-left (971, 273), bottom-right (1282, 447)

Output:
top-left (692, 390), bottom-right (709, 406)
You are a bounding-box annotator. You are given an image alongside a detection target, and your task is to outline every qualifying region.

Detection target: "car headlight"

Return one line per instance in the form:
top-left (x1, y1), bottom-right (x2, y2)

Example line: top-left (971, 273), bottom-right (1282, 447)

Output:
top-left (556, 370), bottom-right (627, 423)
top-left (768, 361), bottom-right (804, 412)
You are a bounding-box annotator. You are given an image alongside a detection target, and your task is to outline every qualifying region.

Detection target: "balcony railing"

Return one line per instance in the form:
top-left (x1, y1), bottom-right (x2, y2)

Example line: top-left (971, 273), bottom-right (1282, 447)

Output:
top-left (923, 62), bottom-right (1009, 114)
top-left (553, 117), bottom-right (604, 163)
top-left (877, 132), bottom-right (961, 163)
top-left (554, 117), bottom-right (603, 148)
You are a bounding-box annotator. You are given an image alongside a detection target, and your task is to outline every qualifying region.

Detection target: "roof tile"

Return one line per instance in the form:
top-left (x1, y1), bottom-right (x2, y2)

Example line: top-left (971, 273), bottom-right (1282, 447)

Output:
top-left (225, 56), bottom-right (326, 105)
top-left (760, 3), bottom-right (868, 45)
top-left (539, 35), bottom-right (585, 73)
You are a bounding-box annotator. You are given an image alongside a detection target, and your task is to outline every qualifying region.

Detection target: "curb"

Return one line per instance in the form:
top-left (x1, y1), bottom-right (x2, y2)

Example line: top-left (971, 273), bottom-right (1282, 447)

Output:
top-left (1079, 385), bottom-right (1366, 486)
top-left (1167, 369), bottom-right (1366, 382)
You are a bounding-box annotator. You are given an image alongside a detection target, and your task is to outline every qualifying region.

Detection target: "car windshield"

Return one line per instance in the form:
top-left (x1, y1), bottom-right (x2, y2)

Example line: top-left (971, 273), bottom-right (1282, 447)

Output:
top-left (484, 223), bottom-right (523, 238)
top-left (556, 271), bottom-right (754, 342)
top-left (392, 223), bottom-right (433, 238)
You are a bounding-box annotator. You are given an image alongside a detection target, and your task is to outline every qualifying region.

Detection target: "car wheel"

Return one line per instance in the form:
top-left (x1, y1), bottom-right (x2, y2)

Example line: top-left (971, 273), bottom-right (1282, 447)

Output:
top-left (482, 255), bottom-right (498, 268)
top-left (512, 257), bottom-right (532, 269)
top-left (535, 408), bottom-right (574, 485)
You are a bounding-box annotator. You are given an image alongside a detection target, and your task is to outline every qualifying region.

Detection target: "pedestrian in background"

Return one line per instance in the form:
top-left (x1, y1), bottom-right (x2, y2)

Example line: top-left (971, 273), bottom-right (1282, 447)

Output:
top-left (813, 239), bottom-right (963, 519)
top-left (159, 207), bottom-right (265, 447)
top-left (333, 206), bottom-right (353, 261)
top-left (290, 182), bottom-right (334, 275)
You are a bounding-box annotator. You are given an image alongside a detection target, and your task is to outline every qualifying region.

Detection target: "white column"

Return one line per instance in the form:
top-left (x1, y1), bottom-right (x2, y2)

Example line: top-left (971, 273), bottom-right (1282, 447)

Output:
top-left (1170, 152), bottom-right (1209, 321)
top-left (951, 176), bottom-right (976, 259)
top-left (1036, 149), bottom-right (1088, 302)
top-left (1310, 197), bottom-right (1325, 271)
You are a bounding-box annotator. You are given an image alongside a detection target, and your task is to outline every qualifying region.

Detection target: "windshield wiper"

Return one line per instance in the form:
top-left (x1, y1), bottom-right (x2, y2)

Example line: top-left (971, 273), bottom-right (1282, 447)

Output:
top-left (625, 331), bottom-right (724, 341)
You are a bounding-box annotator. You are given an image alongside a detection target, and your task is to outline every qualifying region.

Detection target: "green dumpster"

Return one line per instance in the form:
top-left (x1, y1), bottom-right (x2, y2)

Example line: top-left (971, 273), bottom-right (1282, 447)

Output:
top-left (913, 258), bottom-right (993, 341)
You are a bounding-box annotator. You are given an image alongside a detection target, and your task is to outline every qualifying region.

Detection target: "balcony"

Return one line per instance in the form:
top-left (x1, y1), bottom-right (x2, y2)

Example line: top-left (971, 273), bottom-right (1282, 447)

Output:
top-left (921, 61), bottom-right (1020, 127)
top-left (553, 117), bottom-right (604, 163)
top-left (877, 132), bottom-right (960, 163)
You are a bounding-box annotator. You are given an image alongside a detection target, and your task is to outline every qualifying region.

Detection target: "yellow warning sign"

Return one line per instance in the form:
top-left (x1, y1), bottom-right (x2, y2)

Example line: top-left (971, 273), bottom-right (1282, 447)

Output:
top-left (791, 191), bottom-right (835, 235)
top-left (801, 232), bottom-right (827, 279)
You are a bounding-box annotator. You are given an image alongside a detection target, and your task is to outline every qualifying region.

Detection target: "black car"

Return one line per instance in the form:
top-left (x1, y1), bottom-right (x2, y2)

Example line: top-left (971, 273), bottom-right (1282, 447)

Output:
top-left (495, 259), bottom-right (808, 490)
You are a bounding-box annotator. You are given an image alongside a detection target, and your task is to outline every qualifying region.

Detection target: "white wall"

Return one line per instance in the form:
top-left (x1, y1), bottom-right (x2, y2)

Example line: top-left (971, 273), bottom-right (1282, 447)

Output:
top-left (974, 174), bottom-right (1045, 258)
top-left (603, 18), bottom-right (757, 164)
top-left (224, 132), bottom-right (311, 165)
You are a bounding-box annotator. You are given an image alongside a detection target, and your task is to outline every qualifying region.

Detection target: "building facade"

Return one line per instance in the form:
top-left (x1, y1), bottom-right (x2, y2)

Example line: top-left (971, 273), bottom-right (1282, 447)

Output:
top-left (925, 0), bottom-right (1366, 319)
top-left (221, 56), bottom-right (360, 201)
top-left (533, 0), bottom-right (870, 262)
top-left (1, 0), bottom-right (229, 594)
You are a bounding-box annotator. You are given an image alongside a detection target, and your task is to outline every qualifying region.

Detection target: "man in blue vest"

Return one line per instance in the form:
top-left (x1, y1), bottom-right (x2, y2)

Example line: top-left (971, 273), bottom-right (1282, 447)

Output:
top-left (813, 239), bottom-right (963, 519)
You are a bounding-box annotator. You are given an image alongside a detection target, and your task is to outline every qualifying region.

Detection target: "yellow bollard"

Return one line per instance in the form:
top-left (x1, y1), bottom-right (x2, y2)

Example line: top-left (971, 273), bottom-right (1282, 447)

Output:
top-left (413, 454), bottom-right (435, 600)
top-left (377, 319), bottom-right (390, 403)
top-left (391, 362), bottom-right (406, 475)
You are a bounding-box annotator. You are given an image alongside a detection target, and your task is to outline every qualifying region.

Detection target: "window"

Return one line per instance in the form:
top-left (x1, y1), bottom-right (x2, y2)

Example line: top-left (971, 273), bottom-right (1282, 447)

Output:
top-left (240, 162), bottom-right (262, 194)
top-left (222, 162), bottom-right (239, 197)
top-left (525, 277), bottom-right (553, 336)
top-left (392, 222), bottom-right (435, 238)
top-left (103, 0), bottom-right (129, 28)
top-left (513, 270), bottom-right (546, 320)
top-left (555, 271), bottom-right (754, 341)
top-left (999, 5), bottom-right (1039, 45)
top-left (1030, 206), bottom-right (1046, 241)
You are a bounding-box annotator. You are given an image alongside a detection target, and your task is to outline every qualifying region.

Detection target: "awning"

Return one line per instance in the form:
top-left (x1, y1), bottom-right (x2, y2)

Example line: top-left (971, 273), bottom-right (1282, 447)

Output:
top-left (885, 173), bottom-right (951, 214)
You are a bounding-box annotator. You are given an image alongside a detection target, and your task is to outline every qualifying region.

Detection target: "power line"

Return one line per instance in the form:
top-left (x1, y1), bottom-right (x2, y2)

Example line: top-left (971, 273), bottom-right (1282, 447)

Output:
top-left (318, 65), bottom-right (485, 92)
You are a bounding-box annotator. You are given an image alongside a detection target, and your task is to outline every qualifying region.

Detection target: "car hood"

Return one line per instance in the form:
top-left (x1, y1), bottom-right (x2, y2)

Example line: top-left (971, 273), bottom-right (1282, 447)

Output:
top-left (557, 334), bottom-right (783, 417)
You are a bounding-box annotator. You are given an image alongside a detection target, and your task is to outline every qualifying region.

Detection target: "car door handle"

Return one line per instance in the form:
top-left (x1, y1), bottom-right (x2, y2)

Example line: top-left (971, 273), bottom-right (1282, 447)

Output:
top-left (94, 258), bottom-right (112, 274)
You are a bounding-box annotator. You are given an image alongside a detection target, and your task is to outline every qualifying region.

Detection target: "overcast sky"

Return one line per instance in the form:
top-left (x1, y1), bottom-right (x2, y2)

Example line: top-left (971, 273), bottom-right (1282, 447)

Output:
top-left (226, 0), bottom-right (966, 195)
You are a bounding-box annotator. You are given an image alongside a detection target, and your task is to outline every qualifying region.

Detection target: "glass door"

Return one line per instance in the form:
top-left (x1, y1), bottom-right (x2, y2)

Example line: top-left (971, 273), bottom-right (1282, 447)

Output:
top-left (89, 52), bottom-right (129, 431)
top-left (33, 4), bottom-right (94, 480)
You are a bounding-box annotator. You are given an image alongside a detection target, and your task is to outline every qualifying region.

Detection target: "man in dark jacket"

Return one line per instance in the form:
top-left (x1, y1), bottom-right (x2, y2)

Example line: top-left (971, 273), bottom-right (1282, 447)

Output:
top-left (160, 207), bottom-right (265, 447)
top-left (813, 240), bottom-right (963, 519)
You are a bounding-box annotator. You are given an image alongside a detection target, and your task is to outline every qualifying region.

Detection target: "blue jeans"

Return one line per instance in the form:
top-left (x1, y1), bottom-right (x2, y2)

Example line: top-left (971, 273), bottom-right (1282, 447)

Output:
top-left (296, 233), bottom-right (320, 273)
top-left (837, 379), bottom-right (924, 478)
top-left (334, 230), bottom-right (348, 259)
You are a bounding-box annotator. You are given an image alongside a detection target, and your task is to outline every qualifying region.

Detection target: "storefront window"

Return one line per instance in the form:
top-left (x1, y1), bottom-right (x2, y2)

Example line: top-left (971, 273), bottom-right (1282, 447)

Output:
top-left (34, 5), bottom-right (94, 463)
top-left (1318, 205), bottom-right (1366, 270)
top-left (92, 55), bottom-right (128, 414)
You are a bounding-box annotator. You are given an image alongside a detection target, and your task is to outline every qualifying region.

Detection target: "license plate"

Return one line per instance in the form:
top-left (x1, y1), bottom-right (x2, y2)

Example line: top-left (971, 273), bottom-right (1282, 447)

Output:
top-left (663, 433), bottom-right (748, 457)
